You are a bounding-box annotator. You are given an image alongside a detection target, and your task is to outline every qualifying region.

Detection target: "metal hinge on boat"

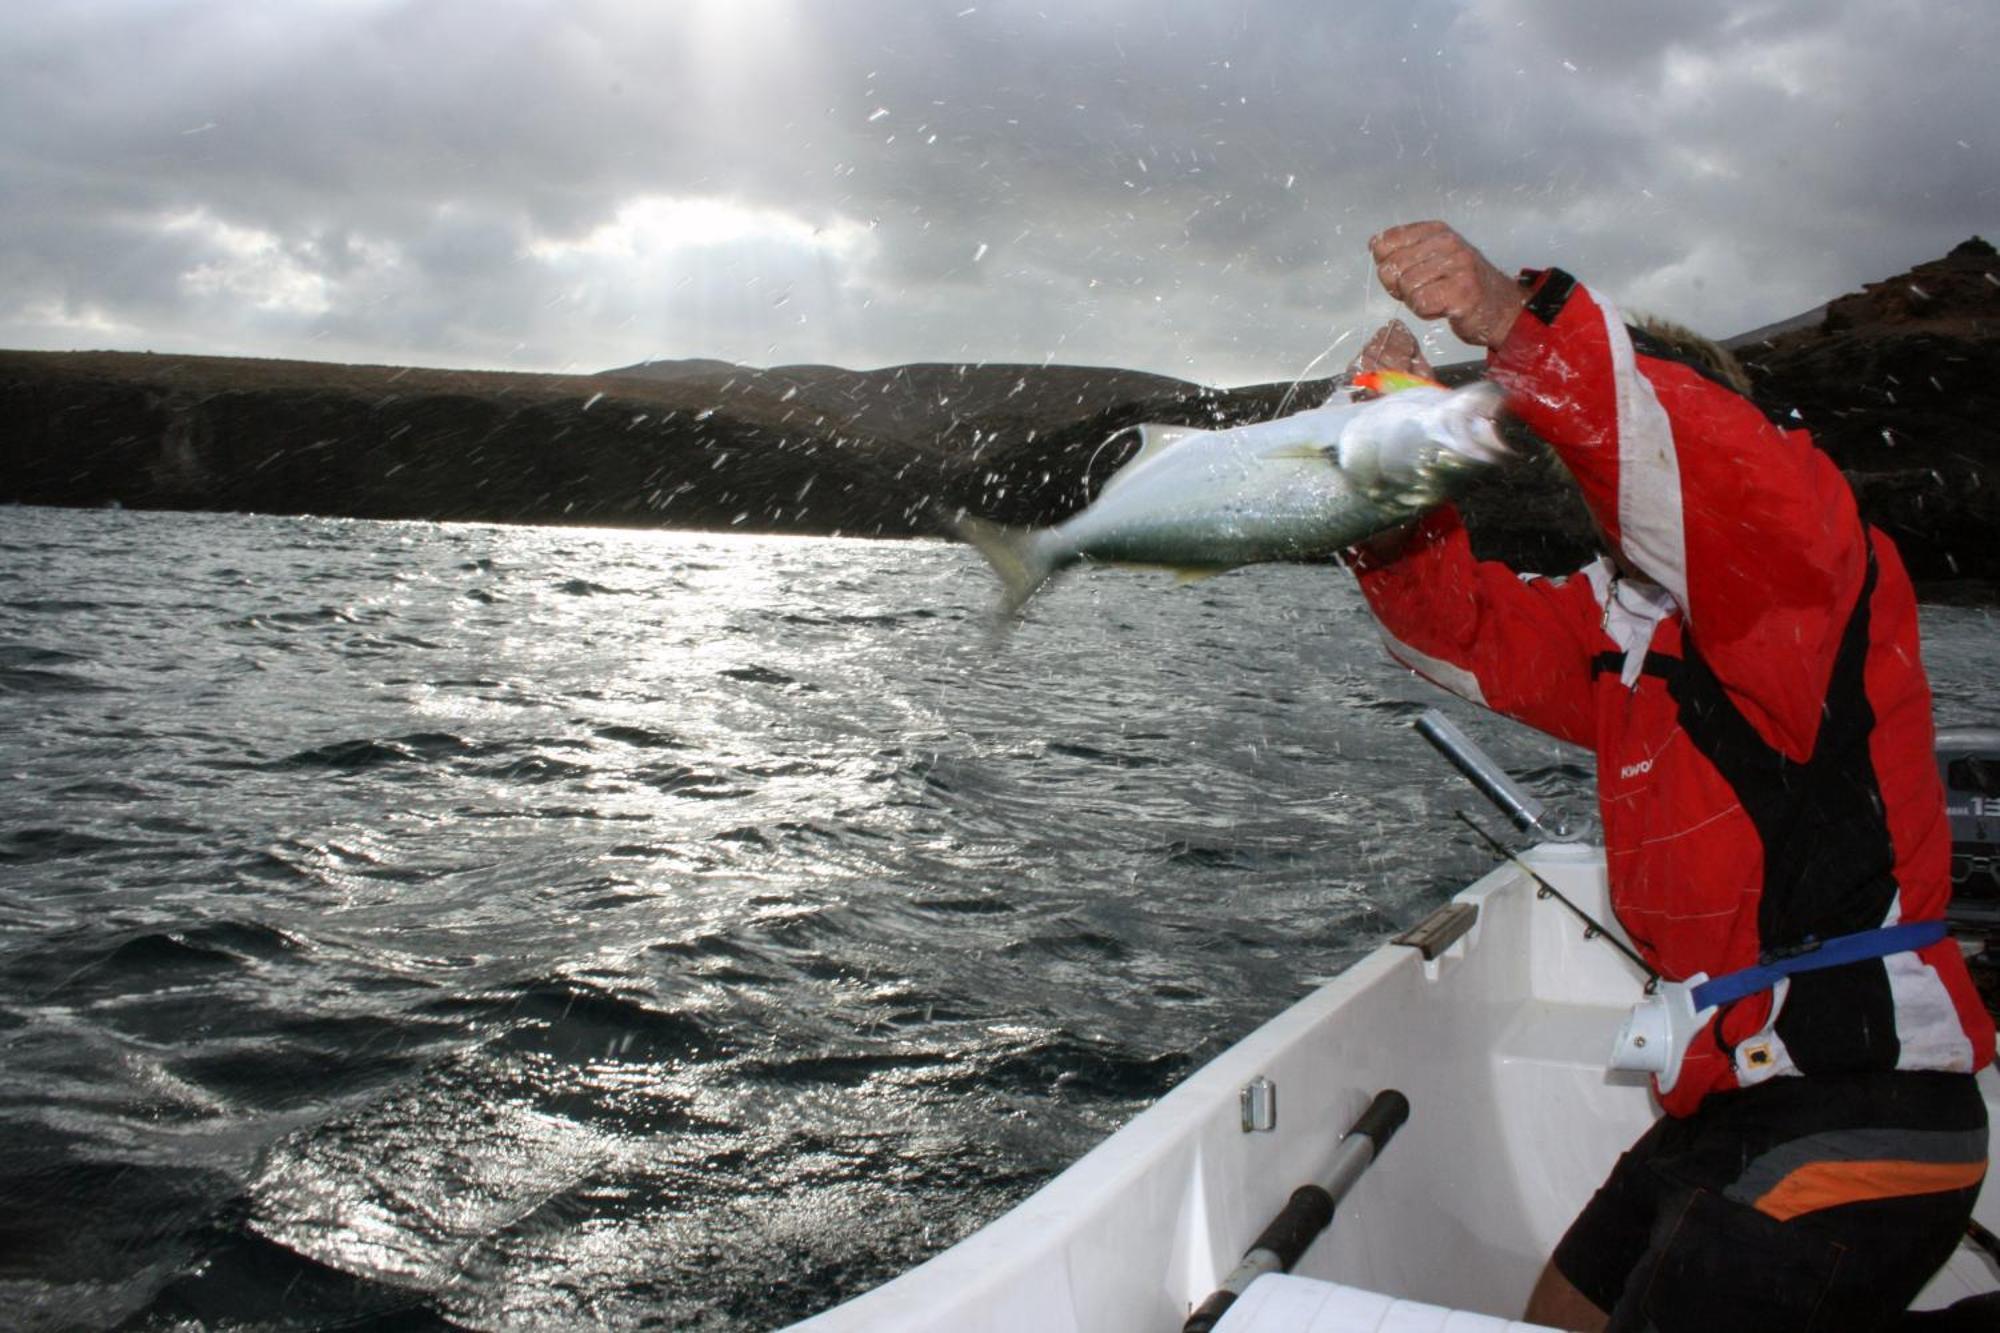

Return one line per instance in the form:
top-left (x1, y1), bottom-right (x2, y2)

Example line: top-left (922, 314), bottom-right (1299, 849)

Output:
top-left (1240, 1076), bottom-right (1277, 1132)
top-left (1392, 901), bottom-right (1478, 960)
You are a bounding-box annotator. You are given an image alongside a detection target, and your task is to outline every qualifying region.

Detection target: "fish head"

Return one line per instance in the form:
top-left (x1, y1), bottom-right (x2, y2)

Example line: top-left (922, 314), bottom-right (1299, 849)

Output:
top-left (1335, 381), bottom-right (1509, 502)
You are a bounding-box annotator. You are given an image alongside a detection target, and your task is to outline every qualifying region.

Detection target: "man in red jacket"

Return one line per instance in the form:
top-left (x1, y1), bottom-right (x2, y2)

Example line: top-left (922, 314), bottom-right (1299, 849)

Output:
top-left (1352, 222), bottom-right (1995, 1331)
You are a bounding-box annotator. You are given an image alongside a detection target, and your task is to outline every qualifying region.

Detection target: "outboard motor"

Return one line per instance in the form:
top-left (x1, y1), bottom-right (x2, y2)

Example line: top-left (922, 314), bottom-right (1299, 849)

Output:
top-left (1937, 726), bottom-right (2000, 1013)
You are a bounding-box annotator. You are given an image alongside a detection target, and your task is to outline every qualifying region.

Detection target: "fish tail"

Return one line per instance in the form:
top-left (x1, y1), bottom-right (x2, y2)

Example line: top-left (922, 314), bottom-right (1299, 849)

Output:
top-left (955, 516), bottom-right (1066, 617)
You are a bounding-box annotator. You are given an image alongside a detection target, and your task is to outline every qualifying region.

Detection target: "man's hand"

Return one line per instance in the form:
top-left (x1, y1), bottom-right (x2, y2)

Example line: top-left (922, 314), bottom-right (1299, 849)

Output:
top-left (1368, 221), bottom-right (1525, 349)
top-left (1351, 318), bottom-right (1434, 387)
top-left (1340, 320), bottom-right (1434, 565)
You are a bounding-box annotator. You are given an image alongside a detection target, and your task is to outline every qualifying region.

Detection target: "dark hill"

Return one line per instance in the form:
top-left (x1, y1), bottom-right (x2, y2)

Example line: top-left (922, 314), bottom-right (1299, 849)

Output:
top-left (603, 359), bottom-right (1200, 454)
top-left (1735, 236), bottom-right (2000, 586)
top-left (0, 349), bottom-right (1206, 539)
top-left (603, 357), bottom-right (744, 382)
top-left (0, 350), bottom-right (929, 535)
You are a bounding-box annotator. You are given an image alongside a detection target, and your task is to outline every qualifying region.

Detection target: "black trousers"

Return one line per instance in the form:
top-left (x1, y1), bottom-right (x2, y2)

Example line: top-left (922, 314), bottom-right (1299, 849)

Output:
top-left (1552, 1071), bottom-right (1988, 1333)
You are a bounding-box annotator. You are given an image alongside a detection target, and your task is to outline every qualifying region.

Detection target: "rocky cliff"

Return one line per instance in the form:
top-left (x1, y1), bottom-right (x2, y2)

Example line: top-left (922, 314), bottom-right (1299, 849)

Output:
top-left (4, 241), bottom-right (1997, 593)
top-left (1736, 237), bottom-right (2000, 587)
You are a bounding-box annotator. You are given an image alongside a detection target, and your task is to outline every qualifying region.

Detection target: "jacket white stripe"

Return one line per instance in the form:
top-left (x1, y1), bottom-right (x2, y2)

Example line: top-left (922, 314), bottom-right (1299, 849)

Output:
top-left (1884, 948), bottom-right (1977, 1072)
top-left (1880, 900), bottom-right (1979, 1072)
top-left (1377, 631), bottom-right (1488, 707)
top-left (1600, 302), bottom-right (1691, 610)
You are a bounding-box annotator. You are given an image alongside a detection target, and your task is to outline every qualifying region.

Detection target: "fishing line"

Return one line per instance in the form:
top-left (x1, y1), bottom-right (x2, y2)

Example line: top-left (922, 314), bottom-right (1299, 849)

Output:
top-left (1273, 328), bottom-right (1357, 419)
top-left (1454, 810), bottom-right (1659, 991)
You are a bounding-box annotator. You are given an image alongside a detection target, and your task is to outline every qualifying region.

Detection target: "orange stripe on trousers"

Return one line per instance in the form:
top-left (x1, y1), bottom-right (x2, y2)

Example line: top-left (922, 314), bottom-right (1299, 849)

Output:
top-left (1753, 1159), bottom-right (1988, 1222)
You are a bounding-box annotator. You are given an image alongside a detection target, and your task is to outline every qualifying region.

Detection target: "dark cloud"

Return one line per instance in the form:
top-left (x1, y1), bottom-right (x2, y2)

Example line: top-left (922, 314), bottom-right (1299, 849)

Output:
top-left (2, 0), bottom-right (1995, 384)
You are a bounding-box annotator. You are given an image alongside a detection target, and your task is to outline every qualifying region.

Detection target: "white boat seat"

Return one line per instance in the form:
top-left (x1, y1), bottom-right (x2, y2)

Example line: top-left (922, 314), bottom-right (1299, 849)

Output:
top-left (1213, 1274), bottom-right (1558, 1333)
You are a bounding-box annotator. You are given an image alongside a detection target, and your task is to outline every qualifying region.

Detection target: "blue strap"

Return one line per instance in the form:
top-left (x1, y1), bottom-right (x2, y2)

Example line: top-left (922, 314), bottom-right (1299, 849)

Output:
top-left (1691, 920), bottom-right (1949, 1012)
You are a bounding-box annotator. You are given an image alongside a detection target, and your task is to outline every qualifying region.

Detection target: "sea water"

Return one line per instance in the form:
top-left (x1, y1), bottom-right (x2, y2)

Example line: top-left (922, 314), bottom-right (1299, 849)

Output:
top-left (1, 505), bottom-right (1991, 1330)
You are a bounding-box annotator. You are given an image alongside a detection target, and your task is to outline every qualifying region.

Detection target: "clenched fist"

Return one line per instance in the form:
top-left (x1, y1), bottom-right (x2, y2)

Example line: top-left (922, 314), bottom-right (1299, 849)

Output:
top-left (1351, 318), bottom-right (1434, 384)
top-left (1368, 221), bottom-right (1526, 349)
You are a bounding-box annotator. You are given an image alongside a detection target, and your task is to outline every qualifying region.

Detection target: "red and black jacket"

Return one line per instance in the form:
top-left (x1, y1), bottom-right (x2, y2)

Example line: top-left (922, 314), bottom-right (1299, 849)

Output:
top-left (1351, 270), bottom-right (1995, 1116)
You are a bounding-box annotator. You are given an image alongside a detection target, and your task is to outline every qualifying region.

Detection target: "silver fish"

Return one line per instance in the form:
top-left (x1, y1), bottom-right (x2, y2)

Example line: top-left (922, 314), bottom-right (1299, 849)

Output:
top-left (958, 378), bottom-right (1509, 616)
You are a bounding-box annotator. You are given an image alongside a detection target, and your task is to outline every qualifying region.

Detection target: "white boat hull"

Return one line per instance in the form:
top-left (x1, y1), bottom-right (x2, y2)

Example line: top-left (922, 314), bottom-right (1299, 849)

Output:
top-left (792, 844), bottom-right (2000, 1331)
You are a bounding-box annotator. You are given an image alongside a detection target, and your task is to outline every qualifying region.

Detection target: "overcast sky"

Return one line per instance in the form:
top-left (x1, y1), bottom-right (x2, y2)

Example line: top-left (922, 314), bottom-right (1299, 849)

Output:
top-left (3, 0), bottom-right (1995, 386)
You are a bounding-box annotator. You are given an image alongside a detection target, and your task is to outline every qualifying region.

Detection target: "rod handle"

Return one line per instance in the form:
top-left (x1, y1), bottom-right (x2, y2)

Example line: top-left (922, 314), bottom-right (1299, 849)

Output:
top-left (1414, 710), bottom-right (1566, 839)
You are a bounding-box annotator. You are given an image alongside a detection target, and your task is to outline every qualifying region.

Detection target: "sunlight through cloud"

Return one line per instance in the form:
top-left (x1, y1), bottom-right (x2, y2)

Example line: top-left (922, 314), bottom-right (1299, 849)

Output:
top-left (527, 196), bottom-right (870, 265)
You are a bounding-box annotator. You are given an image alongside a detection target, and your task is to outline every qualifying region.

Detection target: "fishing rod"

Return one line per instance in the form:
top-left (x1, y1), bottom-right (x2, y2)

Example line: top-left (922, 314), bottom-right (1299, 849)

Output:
top-left (1414, 710), bottom-right (1567, 842)
top-left (1453, 810), bottom-right (1658, 991)
top-left (1414, 709), bottom-right (1657, 989)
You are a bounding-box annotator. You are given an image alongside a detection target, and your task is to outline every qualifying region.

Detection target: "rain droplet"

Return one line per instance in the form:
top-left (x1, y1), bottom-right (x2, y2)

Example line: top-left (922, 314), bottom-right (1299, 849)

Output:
top-left (867, 107), bottom-right (890, 122)
top-left (973, 242), bottom-right (989, 262)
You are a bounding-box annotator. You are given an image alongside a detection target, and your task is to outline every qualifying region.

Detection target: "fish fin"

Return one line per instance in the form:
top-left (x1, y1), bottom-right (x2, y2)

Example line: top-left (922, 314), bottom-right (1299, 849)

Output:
top-left (955, 515), bottom-right (1064, 617)
top-left (1099, 423), bottom-right (1210, 496)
